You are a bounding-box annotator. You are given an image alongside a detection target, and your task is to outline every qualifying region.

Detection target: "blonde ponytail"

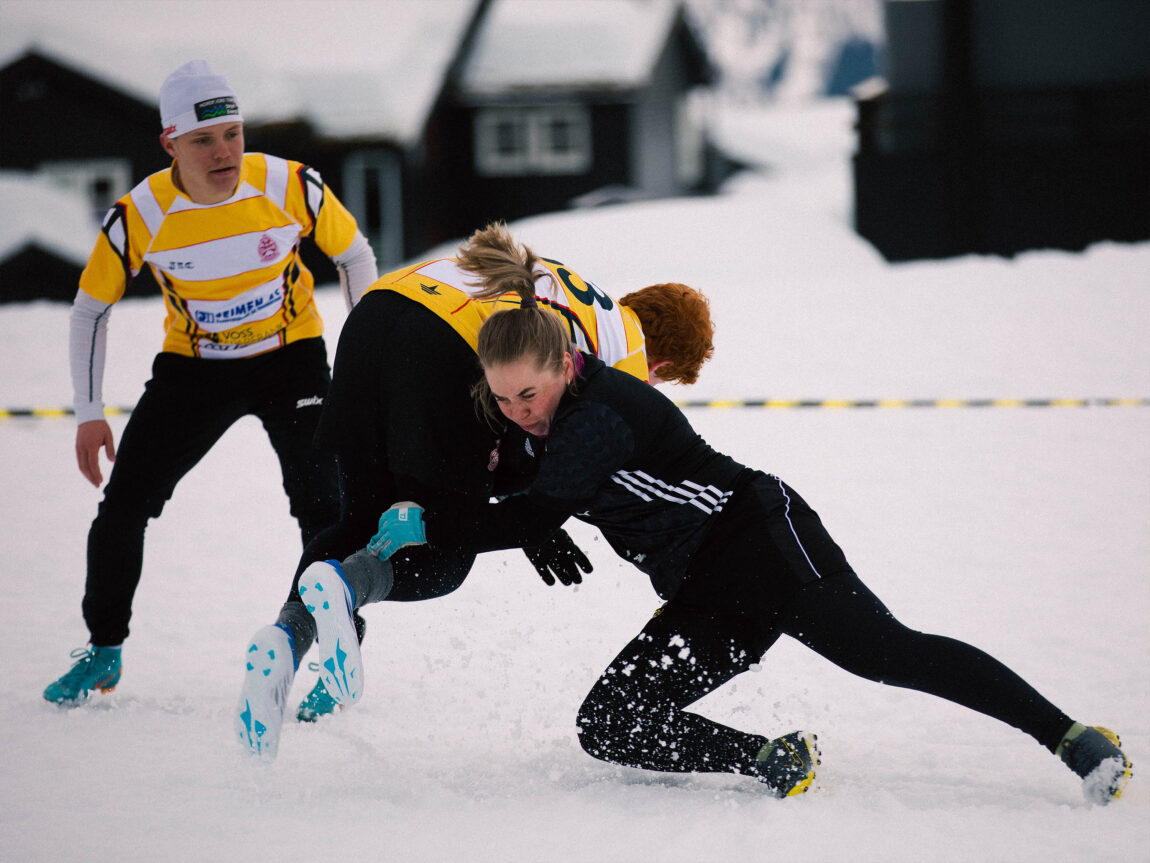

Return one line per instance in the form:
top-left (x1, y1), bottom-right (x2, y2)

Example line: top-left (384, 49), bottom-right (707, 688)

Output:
top-left (457, 222), bottom-right (552, 304)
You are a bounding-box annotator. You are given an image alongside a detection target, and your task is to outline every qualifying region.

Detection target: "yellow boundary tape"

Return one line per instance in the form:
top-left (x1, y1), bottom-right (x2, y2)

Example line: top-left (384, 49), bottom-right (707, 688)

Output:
top-left (0, 406), bottom-right (135, 419)
top-left (2, 399), bottom-right (1148, 419)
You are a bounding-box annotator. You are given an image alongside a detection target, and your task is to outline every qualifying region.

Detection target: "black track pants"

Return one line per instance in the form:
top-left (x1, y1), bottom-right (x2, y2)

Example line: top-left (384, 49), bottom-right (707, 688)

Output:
top-left (576, 572), bottom-right (1074, 776)
top-left (82, 339), bottom-right (338, 646)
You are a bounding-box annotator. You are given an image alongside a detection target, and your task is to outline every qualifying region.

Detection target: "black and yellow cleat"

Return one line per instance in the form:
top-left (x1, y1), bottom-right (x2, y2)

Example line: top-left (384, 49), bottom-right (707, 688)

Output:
top-left (753, 730), bottom-right (820, 798)
top-left (1058, 723), bottom-right (1132, 805)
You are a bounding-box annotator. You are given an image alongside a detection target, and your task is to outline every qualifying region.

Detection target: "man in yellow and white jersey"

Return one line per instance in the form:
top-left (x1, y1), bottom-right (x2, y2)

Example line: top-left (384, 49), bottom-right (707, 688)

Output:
top-left (234, 222), bottom-right (714, 755)
top-left (45, 60), bottom-right (378, 706)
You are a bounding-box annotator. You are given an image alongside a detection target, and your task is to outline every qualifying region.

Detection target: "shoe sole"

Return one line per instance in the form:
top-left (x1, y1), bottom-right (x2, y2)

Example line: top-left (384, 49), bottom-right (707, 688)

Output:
top-left (235, 626), bottom-right (295, 759)
top-left (300, 561), bottom-right (363, 706)
top-left (44, 683), bottom-right (118, 704)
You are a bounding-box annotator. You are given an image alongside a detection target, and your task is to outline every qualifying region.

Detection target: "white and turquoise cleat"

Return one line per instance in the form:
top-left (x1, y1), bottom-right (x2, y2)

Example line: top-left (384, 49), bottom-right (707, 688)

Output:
top-left (299, 560), bottom-right (363, 706)
top-left (235, 624), bottom-right (295, 759)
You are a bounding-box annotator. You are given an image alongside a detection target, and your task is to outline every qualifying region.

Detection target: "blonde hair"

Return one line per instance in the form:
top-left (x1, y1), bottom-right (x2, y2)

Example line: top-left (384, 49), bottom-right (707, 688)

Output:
top-left (457, 221), bottom-right (549, 301)
top-left (464, 223), bottom-right (574, 425)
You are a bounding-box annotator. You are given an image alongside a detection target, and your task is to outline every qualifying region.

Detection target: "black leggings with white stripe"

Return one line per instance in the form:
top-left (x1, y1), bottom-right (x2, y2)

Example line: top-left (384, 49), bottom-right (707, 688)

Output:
top-left (575, 476), bottom-right (1075, 776)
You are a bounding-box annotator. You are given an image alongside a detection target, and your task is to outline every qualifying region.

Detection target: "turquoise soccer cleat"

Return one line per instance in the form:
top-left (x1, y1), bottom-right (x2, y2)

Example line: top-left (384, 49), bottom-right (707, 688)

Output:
top-left (296, 671), bottom-right (342, 722)
top-left (43, 646), bottom-right (122, 704)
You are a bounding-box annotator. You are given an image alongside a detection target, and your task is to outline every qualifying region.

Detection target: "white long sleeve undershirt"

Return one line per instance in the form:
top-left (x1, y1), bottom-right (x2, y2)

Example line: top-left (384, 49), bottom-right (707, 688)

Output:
top-left (333, 230), bottom-right (378, 310)
top-left (69, 289), bottom-right (114, 424)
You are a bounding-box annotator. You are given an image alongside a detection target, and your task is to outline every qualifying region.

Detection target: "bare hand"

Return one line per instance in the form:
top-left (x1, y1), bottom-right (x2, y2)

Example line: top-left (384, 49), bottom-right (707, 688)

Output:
top-left (76, 420), bottom-right (116, 487)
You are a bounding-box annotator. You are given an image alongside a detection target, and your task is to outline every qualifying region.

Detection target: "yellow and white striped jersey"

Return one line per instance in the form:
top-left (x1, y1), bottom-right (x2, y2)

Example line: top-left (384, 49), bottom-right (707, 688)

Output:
top-left (369, 257), bottom-right (649, 380)
top-left (79, 153), bottom-right (359, 358)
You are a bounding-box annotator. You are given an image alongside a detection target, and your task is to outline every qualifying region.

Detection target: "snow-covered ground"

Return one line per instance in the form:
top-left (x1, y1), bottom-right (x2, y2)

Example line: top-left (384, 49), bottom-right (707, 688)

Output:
top-left (1, 100), bottom-right (1147, 863)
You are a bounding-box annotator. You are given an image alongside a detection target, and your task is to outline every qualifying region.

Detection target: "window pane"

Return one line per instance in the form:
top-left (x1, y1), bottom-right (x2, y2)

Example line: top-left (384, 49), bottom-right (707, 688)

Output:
top-left (547, 118), bottom-right (573, 152)
top-left (495, 119), bottom-right (524, 156)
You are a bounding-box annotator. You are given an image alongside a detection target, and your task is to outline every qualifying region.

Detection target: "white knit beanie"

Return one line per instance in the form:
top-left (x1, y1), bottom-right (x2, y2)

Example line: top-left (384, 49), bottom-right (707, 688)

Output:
top-left (159, 60), bottom-right (243, 137)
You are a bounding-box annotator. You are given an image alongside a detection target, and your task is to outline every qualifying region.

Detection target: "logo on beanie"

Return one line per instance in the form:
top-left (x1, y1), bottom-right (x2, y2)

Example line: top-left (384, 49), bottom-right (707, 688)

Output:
top-left (257, 234), bottom-right (279, 263)
top-left (194, 96), bottom-right (239, 122)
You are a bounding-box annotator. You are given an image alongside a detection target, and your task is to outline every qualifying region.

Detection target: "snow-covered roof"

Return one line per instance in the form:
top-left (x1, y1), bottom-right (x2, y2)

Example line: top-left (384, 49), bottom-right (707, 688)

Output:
top-left (2, 0), bottom-right (707, 141)
top-left (0, 0), bottom-right (478, 144)
top-left (459, 0), bottom-right (686, 96)
top-left (0, 172), bottom-right (97, 264)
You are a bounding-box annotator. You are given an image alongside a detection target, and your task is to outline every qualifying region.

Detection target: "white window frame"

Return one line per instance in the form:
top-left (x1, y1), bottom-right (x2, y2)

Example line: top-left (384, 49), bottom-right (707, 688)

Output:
top-left (675, 92), bottom-right (706, 188)
top-left (474, 105), bottom-right (592, 177)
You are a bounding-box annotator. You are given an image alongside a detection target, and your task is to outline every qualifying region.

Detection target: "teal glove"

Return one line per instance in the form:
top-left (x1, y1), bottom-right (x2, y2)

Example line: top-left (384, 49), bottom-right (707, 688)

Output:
top-left (367, 501), bottom-right (426, 561)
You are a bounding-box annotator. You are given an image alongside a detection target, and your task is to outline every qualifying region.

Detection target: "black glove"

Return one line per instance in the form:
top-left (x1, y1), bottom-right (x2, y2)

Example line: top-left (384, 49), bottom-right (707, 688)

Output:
top-left (524, 529), bottom-right (593, 587)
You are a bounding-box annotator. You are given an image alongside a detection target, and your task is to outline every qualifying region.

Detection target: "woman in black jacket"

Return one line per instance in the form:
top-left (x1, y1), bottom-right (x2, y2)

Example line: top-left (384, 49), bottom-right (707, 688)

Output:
top-left (349, 271), bottom-right (1133, 804)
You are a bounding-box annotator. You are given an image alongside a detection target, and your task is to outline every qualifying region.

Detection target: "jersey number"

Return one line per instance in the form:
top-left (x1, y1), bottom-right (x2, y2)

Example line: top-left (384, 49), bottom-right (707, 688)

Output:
top-left (544, 258), bottom-right (614, 311)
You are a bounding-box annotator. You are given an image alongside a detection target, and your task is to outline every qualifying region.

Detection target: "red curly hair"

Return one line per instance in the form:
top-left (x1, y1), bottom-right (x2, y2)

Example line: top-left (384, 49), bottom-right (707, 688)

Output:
top-left (619, 283), bottom-right (714, 385)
